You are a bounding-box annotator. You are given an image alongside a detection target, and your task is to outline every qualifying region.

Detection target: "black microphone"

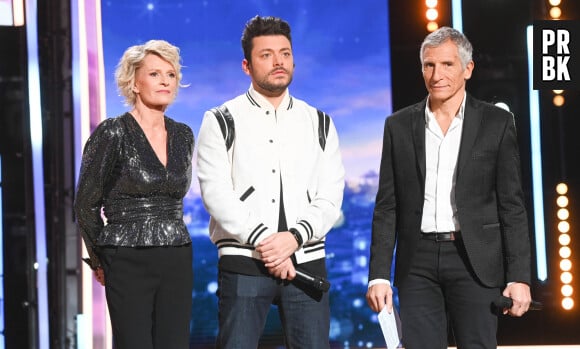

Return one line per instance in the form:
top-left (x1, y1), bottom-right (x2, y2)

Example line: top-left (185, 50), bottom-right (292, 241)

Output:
top-left (493, 296), bottom-right (543, 311)
top-left (294, 269), bottom-right (331, 292)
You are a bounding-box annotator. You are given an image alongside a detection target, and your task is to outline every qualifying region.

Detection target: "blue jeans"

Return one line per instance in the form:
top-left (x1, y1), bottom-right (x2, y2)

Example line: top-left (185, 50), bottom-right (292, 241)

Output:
top-left (216, 270), bottom-right (330, 349)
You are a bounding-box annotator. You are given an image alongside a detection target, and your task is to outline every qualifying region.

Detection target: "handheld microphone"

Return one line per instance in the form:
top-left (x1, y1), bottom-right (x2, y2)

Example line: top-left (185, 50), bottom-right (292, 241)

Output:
top-left (294, 269), bottom-right (331, 292)
top-left (493, 296), bottom-right (543, 311)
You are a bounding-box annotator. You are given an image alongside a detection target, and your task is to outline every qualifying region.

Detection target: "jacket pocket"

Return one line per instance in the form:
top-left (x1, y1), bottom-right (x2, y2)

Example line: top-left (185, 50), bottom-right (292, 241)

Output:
top-left (239, 186), bottom-right (255, 201)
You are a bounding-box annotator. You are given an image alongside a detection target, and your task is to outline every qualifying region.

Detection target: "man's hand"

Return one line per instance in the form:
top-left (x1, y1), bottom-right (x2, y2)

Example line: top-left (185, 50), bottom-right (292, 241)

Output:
top-left (366, 283), bottom-right (393, 313)
top-left (266, 258), bottom-right (296, 280)
top-left (256, 231), bottom-right (298, 269)
top-left (502, 282), bottom-right (531, 317)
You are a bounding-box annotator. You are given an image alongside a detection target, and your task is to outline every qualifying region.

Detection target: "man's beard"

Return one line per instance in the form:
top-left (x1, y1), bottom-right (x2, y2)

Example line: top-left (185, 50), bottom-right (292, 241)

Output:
top-left (255, 69), bottom-right (293, 95)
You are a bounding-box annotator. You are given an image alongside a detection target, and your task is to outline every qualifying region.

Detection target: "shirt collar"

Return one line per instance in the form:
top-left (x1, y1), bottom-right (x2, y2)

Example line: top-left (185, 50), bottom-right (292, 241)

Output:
top-left (246, 84), bottom-right (293, 110)
top-left (424, 91), bottom-right (466, 123)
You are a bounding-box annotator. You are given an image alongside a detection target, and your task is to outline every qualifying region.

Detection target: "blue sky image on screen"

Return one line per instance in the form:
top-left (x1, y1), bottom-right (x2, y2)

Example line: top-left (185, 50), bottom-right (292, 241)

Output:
top-left (101, 1), bottom-right (392, 347)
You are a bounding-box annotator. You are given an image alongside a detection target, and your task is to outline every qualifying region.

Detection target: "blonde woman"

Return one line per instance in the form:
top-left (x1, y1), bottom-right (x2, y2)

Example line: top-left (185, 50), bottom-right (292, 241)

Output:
top-left (74, 40), bottom-right (194, 349)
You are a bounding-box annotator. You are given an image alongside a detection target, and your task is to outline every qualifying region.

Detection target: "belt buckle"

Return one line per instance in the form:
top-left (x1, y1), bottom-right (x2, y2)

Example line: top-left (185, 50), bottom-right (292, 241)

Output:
top-left (436, 232), bottom-right (455, 241)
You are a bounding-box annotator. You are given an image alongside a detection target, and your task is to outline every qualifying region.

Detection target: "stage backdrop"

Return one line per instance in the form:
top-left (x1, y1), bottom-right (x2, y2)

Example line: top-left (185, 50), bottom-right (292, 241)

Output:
top-left (101, 1), bottom-right (392, 347)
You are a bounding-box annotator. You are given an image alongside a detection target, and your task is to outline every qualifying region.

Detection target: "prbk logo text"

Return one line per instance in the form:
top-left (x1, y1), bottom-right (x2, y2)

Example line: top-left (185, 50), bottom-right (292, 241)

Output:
top-left (533, 20), bottom-right (580, 90)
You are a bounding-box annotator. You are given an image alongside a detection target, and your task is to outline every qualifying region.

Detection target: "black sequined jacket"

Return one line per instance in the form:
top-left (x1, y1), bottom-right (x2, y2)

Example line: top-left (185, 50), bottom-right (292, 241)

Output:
top-left (74, 112), bottom-right (194, 269)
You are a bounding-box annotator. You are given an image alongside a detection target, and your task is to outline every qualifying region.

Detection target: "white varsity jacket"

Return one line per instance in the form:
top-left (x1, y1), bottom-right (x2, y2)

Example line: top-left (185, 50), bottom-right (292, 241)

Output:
top-left (196, 85), bottom-right (345, 264)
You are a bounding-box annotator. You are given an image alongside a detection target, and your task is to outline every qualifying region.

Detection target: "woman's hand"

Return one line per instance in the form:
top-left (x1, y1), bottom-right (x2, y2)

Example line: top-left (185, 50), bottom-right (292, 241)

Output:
top-left (94, 267), bottom-right (105, 286)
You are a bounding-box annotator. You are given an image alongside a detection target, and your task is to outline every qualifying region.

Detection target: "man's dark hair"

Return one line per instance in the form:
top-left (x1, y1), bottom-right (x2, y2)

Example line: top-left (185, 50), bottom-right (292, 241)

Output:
top-left (241, 15), bottom-right (292, 62)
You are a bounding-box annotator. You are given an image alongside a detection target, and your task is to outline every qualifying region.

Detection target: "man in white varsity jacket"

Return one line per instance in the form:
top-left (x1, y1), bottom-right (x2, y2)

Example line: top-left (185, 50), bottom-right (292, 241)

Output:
top-left (196, 15), bottom-right (345, 349)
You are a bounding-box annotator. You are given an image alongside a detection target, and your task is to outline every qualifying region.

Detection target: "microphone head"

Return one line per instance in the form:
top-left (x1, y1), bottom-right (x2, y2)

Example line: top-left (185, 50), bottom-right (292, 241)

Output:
top-left (317, 279), bottom-right (330, 292)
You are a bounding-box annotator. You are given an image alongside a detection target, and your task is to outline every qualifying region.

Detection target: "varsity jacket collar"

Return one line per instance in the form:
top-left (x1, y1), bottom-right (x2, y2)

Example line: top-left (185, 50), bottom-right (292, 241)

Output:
top-left (245, 84), bottom-right (294, 111)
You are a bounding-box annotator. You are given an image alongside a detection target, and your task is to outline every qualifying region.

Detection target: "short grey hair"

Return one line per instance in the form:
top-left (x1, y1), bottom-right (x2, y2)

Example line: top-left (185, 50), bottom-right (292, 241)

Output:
top-left (420, 27), bottom-right (473, 69)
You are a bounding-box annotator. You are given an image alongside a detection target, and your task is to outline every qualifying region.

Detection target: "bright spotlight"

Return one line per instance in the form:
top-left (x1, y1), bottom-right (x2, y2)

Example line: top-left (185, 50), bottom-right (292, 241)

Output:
top-left (560, 259), bottom-right (572, 272)
top-left (549, 6), bottom-right (562, 19)
top-left (553, 95), bottom-right (565, 107)
top-left (561, 271), bottom-right (573, 284)
top-left (559, 233), bottom-right (571, 246)
top-left (560, 285), bottom-right (574, 297)
top-left (559, 246), bottom-right (571, 259)
top-left (426, 8), bottom-right (438, 21)
top-left (562, 284), bottom-right (573, 297)
top-left (557, 208), bottom-right (569, 220)
top-left (557, 195), bottom-right (569, 208)
top-left (556, 183), bottom-right (568, 195)
top-left (427, 21), bottom-right (439, 32)
top-left (426, 0), bottom-right (438, 8)
top-left (558, 221), bottom-right (570, 233)
top-left (562, 297), bottom-right (574, 310)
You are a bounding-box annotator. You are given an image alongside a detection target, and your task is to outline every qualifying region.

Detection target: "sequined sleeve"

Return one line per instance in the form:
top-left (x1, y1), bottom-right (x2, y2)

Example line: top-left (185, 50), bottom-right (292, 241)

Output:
top-left (74, 118), bottom-right (122, 268)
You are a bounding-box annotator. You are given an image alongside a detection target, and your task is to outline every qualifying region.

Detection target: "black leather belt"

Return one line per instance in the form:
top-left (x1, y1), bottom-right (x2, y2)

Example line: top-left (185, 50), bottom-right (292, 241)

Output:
top-left (421, 231), bottom-right (460, 242)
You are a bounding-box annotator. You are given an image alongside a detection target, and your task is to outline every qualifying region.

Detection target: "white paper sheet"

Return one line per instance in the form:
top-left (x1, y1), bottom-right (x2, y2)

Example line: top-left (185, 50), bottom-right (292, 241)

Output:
top-left (378, 306), bottom-right (401, 349)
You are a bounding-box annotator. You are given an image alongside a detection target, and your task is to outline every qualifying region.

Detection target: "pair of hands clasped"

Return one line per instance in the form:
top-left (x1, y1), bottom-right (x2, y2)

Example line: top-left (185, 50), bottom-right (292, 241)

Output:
top-left (256, 231), bottom-right (300, 280)
top-left (366, 282), bottom-right (533, 317)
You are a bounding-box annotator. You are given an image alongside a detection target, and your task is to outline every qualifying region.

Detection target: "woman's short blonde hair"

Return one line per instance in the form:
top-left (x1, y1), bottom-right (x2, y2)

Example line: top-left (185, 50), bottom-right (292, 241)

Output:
top-left (115, 39), bottom-right (183, 107)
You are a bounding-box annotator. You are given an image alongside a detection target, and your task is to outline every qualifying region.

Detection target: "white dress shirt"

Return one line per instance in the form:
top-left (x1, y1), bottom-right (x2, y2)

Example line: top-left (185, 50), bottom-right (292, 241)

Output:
top-left (420, 94), bottom-right (466, 233)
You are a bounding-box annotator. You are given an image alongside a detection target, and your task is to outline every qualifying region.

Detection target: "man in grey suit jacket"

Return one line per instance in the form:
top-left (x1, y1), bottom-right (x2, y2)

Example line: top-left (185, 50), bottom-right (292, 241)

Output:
top-left (366, 27), bottom-right (532, 349)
